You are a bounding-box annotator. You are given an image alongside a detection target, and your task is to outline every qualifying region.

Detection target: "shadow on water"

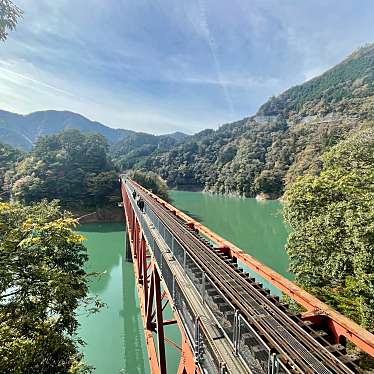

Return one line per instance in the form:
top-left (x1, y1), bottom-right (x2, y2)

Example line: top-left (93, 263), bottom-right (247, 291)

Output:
top-left (178, 208), bottom-right (203, 222)
top-left (121, 249), bottom-right (149, 374)
top-left (86, 247), bottom-right (121, 294)
top-left (79, 223), bottom-right (124, 233)
top-left (80, 224), bottom-right (123, 294)
top-left (169, 196), bottom-right (203, 222)
top-left (78, 223), bottom-right (150, 374)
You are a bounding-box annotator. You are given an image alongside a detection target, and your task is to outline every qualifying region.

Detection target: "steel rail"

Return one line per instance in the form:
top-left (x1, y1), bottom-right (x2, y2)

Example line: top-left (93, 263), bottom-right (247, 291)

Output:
top-left (130, 181), bottom-right (356, 374)
top-left (148, 201), bottom-right (349, 374)
top-left (136, 185), bottom-right (351, 373)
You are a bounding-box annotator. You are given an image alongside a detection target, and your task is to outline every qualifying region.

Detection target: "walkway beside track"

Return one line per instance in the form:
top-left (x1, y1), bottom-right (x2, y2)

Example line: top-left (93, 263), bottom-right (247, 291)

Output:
top-left (121, 176), bottom-right (374, 374)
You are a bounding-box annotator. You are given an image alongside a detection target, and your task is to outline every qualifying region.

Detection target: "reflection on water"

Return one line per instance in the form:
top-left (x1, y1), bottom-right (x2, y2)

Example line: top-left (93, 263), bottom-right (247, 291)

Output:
top-left (78, 223), bottom-right (149, 374)
top-left (169, 191), bottom-right (290, 296)
top-left (121, 256), bottom-right (150, 374)
top-left (77, 193), bottom-right (290, 374)
top-left (169, 191), bottom-right (290, 279)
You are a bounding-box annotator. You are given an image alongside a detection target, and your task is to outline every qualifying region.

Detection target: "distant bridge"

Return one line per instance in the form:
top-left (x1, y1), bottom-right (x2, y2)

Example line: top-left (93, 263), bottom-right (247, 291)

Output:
top-left (120, 176), bottom-right (374, 374)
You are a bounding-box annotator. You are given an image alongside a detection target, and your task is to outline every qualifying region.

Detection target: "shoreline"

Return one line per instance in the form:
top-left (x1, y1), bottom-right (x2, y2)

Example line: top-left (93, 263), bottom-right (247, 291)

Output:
top-left (74, 207), bottom-right (124, 224)
top-left (169, 188), bottom-right (281, 201)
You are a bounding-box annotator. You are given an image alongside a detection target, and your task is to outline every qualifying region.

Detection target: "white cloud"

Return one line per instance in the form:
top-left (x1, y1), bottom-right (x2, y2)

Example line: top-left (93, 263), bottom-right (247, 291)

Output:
top-left (2, 0), bottom-right (374, 135)
top-left (0, 65), bottom-right (76, 97)
top-left (0, 58), bottom-right (202, 134)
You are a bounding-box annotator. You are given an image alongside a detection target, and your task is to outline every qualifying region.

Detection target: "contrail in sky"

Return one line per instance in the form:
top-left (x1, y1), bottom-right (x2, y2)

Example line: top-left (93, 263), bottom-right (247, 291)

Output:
top-left (0, 65), bottom-right (76, 98)
top-left (197, 0), bottom-right (235, 118)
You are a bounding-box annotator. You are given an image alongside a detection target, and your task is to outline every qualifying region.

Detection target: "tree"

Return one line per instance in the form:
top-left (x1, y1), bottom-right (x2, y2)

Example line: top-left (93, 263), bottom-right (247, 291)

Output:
top-left (10, 130), bottom-right (119, 210)
top-left (0, 200), bottom-right (97, 373)
top-left (0, 143), bottom-right (23, 198)
top-left (0, 0), bottom-right (23, 42)
top-left (284, 127), bottom-right (374, 331)
top-left (87, 170), bottom-right (119, 207)
top-left (129, 170), bottom-right (169, 201)
top-left (253, 169), bottom-right (284, 196)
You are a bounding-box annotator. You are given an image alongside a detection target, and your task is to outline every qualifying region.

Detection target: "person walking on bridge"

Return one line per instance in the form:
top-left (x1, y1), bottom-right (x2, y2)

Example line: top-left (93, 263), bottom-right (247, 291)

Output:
top-left (138, 197), bottom-right (145, 212)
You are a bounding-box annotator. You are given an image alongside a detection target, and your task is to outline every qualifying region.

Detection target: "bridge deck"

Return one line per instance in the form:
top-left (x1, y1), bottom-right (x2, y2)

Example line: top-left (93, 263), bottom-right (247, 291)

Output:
top-left (145, 211), bottom-right (250, 373)
top-left (122, 176), bottom-right (374, 373)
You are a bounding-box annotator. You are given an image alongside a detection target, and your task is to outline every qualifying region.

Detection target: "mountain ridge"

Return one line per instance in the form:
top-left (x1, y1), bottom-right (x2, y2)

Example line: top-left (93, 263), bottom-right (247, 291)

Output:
top-left (2, 43), bottom-right (373, 199)
top-left (0, 109), bottom-right (189, 151)
top-left (140, 43), bottom-right (374, 197)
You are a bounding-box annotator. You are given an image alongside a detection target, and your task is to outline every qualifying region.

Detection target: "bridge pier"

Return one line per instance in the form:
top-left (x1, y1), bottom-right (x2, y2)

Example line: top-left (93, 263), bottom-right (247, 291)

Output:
top-left (125, 230), bottom-right (133, 262)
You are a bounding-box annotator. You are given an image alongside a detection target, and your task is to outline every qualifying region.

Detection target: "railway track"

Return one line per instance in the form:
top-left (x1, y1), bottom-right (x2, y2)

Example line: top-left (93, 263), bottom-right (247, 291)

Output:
top-left (129, 180), bottom-right (359, 374)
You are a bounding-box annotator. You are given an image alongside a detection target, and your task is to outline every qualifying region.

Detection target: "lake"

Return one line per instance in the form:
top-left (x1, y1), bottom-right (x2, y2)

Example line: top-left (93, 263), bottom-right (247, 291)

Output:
top-left (78, 191), bottom-right (289, 373)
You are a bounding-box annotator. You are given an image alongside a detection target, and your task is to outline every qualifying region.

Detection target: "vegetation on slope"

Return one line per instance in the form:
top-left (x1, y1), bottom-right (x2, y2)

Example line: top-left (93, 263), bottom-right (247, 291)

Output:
top-left (129, 170), bottom-right (169, 201)
top-left (259, 44), bottom-right (374, 117)
top-left (4, 130), bottom-right (119, 210)
top-left (143, 113), bottom-right (357, 197)
top-left (143, 119), bottom-right (285, 195)
top-left (139, 44), bottom-right (374, 198)
top-left (284, 127), bottom-right (374, 331)
top-left (111, 131), bottom-right (188, 171)
top-left (0, 200), bottom-right (99, 373)
top-left (0, 143), bottom-right (23, 198)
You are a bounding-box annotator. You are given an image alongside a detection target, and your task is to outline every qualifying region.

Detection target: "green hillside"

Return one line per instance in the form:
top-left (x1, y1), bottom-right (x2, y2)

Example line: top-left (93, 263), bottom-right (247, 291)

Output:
top-left (140, 44), bottom-right (374, 198)
top-left (111, 131), bottom-right (188, 170)
top-left (258, 44), bottom-right (374, 117)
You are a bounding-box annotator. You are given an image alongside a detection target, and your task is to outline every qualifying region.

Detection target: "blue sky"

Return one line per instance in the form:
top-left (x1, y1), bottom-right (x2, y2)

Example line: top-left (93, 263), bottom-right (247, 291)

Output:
top-left (1, 0), bottom-right (374, 134)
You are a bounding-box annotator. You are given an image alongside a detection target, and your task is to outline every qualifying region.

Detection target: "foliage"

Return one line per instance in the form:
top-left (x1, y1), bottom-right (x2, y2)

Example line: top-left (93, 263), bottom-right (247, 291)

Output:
top-left (86, 170), bottom-right (119, 208)
top-left (0, 200), bottom-right (95, 373)
top-left (0, 0), bottom-right (23, 42)
top-left (258, 44), bottom-right (374, 116)
top-left (111, 132), bottom-right (188, 171)
top-left (284, 127), bottom-right (374, 331)
top-left (129, 170), bottom-right (169, 201)
top-left (142, 115), bottom-right (355, 198)
top-left (0, 143), bottom-right (23, 197)
top-left (134, 44), bottom-right (374, 198)
top-left (8, 129), bottom-right (119, 210)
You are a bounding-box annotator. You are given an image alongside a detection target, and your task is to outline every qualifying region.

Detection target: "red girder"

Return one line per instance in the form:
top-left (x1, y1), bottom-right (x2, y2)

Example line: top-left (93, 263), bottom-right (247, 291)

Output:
top-left (128, 179), bottom-right (374, 359)
top-left (121, 183), bottom-right (198, 374)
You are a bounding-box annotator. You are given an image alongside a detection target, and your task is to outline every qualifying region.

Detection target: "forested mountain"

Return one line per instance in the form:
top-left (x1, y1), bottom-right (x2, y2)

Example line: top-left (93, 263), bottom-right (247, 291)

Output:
top-left (0, 109), bottom-right (189, 152)
top-left (0, 110), bottom-right (136, 150)
top-left (0, 118), bottom-right (187, 210)
top-left (111, 131), bottom-right (189, 170)
top-left (258, 44), bottom-right (374, 117)
top-left (141, 44), bottom-right (374, 197)
top-left (4, 130), bottom-right (119, 210)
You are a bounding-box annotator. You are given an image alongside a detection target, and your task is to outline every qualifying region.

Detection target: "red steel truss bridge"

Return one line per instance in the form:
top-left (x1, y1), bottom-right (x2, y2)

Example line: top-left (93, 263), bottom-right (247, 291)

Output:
top-left (120, 176), bottom-right (374, 374)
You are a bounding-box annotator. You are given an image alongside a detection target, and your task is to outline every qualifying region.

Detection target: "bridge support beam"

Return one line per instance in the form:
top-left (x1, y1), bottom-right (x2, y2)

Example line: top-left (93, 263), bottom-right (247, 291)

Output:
top-left (121, 181), bottom-right (198, 374)
top-left (129, 177), bottom-right (374, 359)
top-left (125, 231), bottom-right (132, 262)
top-left (146, 263), bottom-right (167, 373)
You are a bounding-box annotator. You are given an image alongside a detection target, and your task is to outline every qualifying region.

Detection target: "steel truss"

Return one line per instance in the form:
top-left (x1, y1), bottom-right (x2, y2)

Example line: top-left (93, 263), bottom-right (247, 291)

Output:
top-left (122, 183), bottom-right (198, 374)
